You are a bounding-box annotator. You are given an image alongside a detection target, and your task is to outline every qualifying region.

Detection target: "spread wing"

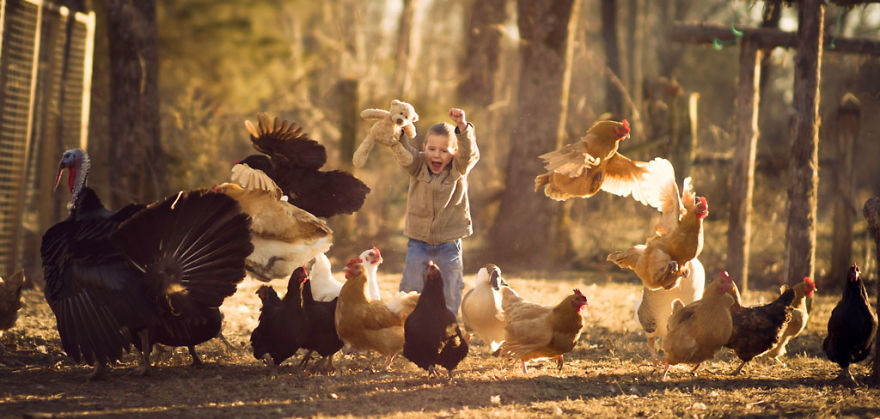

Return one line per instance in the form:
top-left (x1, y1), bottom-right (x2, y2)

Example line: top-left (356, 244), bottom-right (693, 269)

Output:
top-left (245, 113), bottom-right (326, 170)
top-left (649, 158), bottom-right (683, 235)
top-left (230, 163), bottom-right (283, 197)
top-left (215, 183), bottom-right (332, 243)
top-left (538, 138), bottom-right (598, 177)
top-left (600, 155), bottom-right (668, 210)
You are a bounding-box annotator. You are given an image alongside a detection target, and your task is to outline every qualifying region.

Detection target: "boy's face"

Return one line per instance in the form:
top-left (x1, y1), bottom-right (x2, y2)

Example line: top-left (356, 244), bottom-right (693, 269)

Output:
top-left (424, 133), bottom-right (456, 174)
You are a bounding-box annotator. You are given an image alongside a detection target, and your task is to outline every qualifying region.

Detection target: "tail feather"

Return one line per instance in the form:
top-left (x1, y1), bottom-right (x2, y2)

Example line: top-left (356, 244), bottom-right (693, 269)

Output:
top-left (534, 173), bottom-right (550, 192)
top-left (112, 190), bottom-right (253, 308)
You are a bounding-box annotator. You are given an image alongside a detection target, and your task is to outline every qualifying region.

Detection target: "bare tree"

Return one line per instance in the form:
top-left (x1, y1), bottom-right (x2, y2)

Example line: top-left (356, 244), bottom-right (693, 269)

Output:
top-left (106, 0), bottom-right (165, 206)
top-left (601, 0), bottom-right (622, 118)
top-left (489, 0), bottom-right (581, 268)
top-left (395, 0), bottom-right (421, 96)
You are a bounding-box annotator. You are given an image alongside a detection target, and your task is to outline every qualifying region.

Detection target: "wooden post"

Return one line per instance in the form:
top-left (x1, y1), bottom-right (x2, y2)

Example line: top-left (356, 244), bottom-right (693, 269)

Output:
top-left (828, 94), bottom-right (860, 286)
top-left (784, 0), bottom-right (824, 286)
top-left (727, 40), bottom-right (762, 293)
top-left (335, 78), bottom-right (358, 245)
top-left (601, 0), bottom-right (622, 118)
top-left (863, 197), bottom-right (880, 383)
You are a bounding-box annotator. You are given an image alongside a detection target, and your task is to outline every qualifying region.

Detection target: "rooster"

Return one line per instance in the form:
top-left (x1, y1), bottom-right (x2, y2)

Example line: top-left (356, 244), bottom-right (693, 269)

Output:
top-left (250, 268), bottom-right (309, 376)
top-left (0, 270), bottom-right (25, 355)
top-left (213, 182), bottom-right (332, 282)
top-left (403, 262), bottom-right (469, 380)
top-left (661, 272), bottom-right (736, 380)
top-left (722, 272), bottom-right (795, 375)
top-left (42, 149), bottom-right (252, 379)
top-left (823, 264), bottom-right (878, 384)
top-left (765, 277), bottom-right (816, 363)
top-left (309, 253), bottom-right (343, 302)
top-left (607, 161), bottom-right (708, 290)
top-left (335, 259), bottom-right (420, 371)
top-left (461, 264), bottom-right (508, 354)
top-left (499, 287), bottom-right (588, 374)
top-left (235, 113), bottom-right (370, 218)
top-left (534, 119), bottom-right (667, 208)
top-left (635, 258), bottom-right (705, 364)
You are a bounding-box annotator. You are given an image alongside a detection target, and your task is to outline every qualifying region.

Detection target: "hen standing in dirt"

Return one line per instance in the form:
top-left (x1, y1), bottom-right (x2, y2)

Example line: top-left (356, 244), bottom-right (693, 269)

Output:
top-left (403, 262), bottom-right (468, 380)
top-left (250, 268), bottom-right (309, 375)
top-left (299, 267), bottom-right (344, 373)
top-left (823, 264), bottom-right (878, 384)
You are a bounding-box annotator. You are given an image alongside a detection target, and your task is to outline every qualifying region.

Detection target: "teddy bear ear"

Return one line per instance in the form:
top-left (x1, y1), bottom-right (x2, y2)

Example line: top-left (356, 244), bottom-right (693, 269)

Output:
top-left (391, 99), bottom-right (401, 106)
top-left (412, 111), bottom-right (419, 122)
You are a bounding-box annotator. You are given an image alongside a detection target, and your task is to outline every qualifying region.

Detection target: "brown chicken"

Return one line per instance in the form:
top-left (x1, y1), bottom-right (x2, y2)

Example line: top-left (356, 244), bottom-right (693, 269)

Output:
top-left (661, 272), bottom-right (735, 380)
top-left (534, 119), bottom-right (667, 208)
top-left (334, 258), bottom-right (419, 371)
top-left (0, 270), bottom-right (25, 354)
top-left (765, 277), bottom-right (816, 363)
top-left (499, 286), bottom-right (588, 374)
top-left (607, 167), bottom-right (709, 290)
top-left (722, 272), bottom-right (795, 375)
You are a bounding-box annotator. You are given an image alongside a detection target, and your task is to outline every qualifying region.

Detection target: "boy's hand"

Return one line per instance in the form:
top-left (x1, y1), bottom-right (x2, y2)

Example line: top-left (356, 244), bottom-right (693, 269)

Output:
top-left (449, 108), bottom-right (467, 131)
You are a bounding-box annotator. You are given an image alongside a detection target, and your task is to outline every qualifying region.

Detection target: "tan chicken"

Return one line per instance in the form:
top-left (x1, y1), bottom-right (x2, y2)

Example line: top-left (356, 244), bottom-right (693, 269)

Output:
top-left (534, 119), bottom-right (667, 208)
top-left (765, 277), bottom-right (816, 363)
top-left (607, 162), bottom-right (709, 290)
top-left (0, 270), bottom-right (25, 354)
top-left (499, 286), bottom-right (588, 374)
top-left (213, 182), bottom-right (332, 281)
top-left (335, 259), bottom-right (419, 371)
top-left (461, 264), bottom-right (508, 354)
top-left (661, 272), bottom-right (736, 380)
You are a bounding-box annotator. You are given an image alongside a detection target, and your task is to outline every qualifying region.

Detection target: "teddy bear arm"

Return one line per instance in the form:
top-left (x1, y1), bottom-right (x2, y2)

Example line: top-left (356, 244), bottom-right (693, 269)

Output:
top-left (402, 123), bottom-right (417, 138)
top-left (360, 109), bottom-right (390, 120)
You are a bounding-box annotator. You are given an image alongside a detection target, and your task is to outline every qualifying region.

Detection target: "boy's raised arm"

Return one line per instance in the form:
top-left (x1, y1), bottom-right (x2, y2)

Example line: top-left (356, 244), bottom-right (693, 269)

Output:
top-left (450, 108), bottom-right (479, 175)
top-left (396, 134), bottom-right (423, 175)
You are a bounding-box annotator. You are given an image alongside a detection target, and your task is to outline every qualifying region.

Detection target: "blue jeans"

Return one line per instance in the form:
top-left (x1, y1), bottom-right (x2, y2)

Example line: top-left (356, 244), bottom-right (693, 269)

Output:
top-left (400, 238), bottom-right (464, 316)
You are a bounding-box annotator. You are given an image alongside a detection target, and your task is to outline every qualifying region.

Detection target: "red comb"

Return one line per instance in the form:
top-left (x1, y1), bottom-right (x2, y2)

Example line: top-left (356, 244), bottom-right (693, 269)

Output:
top-left (720, 271), bottom-right (732, 281)
top-left (621, 119), bottom-right (630, 132)
top-left (803, 277), bottom-right (815, 288)
top-left (372, 245), bottom-right (380, 256)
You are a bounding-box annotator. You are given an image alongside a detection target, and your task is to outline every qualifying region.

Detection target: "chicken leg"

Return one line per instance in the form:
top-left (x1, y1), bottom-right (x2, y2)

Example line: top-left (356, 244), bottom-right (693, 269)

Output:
top-left (135, 330), bottom-right (152, 376)
top-left (188, 345), bottom-right (203, 367)
top-left (555, 354), bottom-right (564, 371)
top-left (87, 362), bottom-right (106, 381)
top-left (380, 355), bottom-right (395, 372)
top-left (646, 336), bottom-right (661, 365)
top-left (262, 353), bottom-right (278, 377)
top-left (731, 360), bottom-right (747, 376)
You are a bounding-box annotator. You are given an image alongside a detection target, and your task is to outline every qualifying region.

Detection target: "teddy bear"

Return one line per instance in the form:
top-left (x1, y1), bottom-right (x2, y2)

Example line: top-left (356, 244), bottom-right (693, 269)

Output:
top-left (352, 99), bottom-right (419, 168)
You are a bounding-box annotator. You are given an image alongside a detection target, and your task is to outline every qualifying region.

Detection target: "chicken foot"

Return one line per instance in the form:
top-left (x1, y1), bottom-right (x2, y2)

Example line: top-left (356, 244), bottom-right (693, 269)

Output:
top-left (555, 354), bottom-right (564, 371)
top-left (216, 332), bottom-right (236, 353)
top-left (296, 350), bottom-right (314, 373)
top-left (646, 336), bottom-right (661, 365)
top-left (86, 362), bottom-right (106, 381)
top-left (520, 360), bottom-right (529, 375)
top-left (261, 353), bottom-right (278, 377)
top-left (188, 345), bottom-right (203, 367)
top-left (380, 355), bottom-right (396, 372)
top-left (836, 366), bottom-right (858, 386)
top-left (135, 330), bottom-right (152, 376)
top-left (731, 360), bottom-right (748, 376)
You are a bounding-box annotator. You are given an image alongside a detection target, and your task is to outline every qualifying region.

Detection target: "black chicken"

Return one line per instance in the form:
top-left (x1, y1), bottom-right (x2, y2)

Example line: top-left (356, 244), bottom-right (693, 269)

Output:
top-left (722, 272), bottom-right (795, 375)
top-left (824, 264), bottom-right (878, 384)
top-left (235, 114), bottom-right (370, 218)
top-left (40, 149), bottom-right (253, 379)
top-left (250, 268), bottom-right (308, 375)
top-left (403, 261), bottom-right (468, 381)
top-left (299, 268), bottom-right (343, 373)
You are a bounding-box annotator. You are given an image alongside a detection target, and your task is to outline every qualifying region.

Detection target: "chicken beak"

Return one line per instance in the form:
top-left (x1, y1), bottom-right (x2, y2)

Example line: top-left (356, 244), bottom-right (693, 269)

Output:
top-left (54, 167), bottom-right (65, 191)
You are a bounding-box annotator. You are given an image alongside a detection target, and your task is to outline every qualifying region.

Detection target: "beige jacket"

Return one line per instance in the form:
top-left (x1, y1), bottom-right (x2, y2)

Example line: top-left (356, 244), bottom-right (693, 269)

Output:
top-left (396, 123), bottom-right (479, 245)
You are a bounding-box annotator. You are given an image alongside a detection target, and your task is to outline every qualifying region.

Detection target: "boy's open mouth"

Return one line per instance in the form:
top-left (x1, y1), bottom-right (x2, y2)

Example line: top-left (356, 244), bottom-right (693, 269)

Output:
top-left (430, 161), bottom-right (444, 172)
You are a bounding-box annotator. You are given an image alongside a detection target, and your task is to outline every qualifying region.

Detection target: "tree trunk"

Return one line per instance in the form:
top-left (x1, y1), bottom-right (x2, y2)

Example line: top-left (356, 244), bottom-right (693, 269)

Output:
top-left (601, 0), bottom-right (622, 118)
top-left (489, 0), bottom-right (580, 268)
top-left (458, 0), bottom-right (506, 108)
top-left (828, 94), bottom-right (860, 286)
top-left (394, 0), bottom-right (420, 97)
top-left (106, 0), bottom-right (164, 207)
top-left (625, 0), bottom-right (644, 135)
top-left (784, 0), bottom-right (824, 286)
top-left (726, 40), bottom-right (762, 294)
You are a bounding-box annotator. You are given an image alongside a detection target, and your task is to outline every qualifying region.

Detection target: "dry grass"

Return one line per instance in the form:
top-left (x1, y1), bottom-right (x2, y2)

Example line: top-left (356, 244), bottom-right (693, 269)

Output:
top-left (2, 270), bottom-right (880, 418)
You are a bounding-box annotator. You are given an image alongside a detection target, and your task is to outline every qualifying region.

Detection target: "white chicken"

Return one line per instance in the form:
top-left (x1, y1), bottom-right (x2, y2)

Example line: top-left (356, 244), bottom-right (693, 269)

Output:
top-left (634, 257), bottom-right (705, 364)
top-left (359, 246), bottom-right (383, 301)
top-left (309, 253), bottom-right (344, 302)
top-left (461, 264), bottom-right (508, 354)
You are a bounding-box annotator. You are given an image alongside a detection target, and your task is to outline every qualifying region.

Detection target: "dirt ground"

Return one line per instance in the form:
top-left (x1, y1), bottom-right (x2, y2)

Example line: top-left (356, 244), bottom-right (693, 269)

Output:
top-left (3, 269), bottom-right (880, 418)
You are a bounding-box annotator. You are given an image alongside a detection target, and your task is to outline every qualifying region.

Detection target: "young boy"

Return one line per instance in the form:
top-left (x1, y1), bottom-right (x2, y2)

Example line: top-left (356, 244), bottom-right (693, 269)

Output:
top-left (393, 108), bottom-right (479, 316)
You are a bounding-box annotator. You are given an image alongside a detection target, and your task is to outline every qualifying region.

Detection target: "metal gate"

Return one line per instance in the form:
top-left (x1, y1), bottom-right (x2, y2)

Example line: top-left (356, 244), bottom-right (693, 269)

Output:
top-left (0, 0), bottom-right (94, 278)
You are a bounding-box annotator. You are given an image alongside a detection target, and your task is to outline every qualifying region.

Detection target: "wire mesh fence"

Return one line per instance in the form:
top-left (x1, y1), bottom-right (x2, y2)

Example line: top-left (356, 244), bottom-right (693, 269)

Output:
top-left (0, 0), bottom-right (94, 278)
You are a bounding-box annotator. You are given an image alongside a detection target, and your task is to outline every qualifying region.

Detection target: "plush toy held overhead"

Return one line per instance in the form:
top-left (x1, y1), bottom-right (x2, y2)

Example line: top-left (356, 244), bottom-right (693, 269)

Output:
top-left (353, 99), bottom-right (419, 168)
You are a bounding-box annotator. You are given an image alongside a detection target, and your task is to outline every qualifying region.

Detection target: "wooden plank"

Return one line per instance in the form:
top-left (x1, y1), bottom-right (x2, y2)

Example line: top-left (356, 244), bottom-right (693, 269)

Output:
top-left (784, 0), bottom-right (824, 286)
top-left (670, 22), bottom-right (880, 56)
top-left (727, 40), bottom-right (761, 294)
top-left (829, 94), bottom-right (860, 287)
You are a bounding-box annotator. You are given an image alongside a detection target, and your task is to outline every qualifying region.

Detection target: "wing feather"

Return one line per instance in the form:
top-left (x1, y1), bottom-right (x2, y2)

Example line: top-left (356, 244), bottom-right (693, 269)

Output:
top-left (246, 113), bottom-right (326, 170)
top-left (599, 153), bottom-right (666, 209)
top-left (538, 140), bottom-right (598, 177)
